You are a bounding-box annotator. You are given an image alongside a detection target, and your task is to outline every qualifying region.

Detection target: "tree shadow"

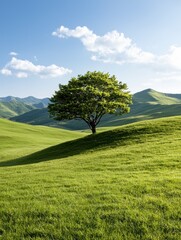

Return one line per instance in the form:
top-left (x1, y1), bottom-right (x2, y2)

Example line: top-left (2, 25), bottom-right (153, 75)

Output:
top-left (0, 129), bottom-right (132, 167)
top-left (0, 135), bottom-right (92, 167)
top-left (0, 121), bottom-right (172, 167)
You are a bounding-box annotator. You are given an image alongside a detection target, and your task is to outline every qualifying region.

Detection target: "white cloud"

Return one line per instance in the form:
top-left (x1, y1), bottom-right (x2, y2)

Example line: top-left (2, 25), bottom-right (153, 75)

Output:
top-left (16, 72), bottom-right (28, 78)
top-left (9, 51), bottom-right (18, 56)
top-left (1, 57), bottom-right (72, 78)
top-left (9, 57), bottom-right (41, 72)
top-left (1, 68), bottom-right (12, 76)
top-left (126, 45), bottom-right (155, 63)
top-left (158, 45), bottom-right (181, 70)
top-left (53, 25), bottom-right (181, 73)
top-left (52, 25), bottom-right (92, 38)
top-left (53, 25), bottom-right (155, 64)
top-left (37, 64), bottom-right (72, 78)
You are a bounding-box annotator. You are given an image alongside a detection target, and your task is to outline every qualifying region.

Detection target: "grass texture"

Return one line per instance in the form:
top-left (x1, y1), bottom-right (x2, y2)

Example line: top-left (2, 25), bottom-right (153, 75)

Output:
top-left (0, 117), bottom-right (180, 239)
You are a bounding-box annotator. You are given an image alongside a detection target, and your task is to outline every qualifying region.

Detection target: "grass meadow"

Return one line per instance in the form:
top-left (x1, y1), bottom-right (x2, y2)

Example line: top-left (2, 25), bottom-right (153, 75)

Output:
top-left (0, 117), bottom-right (180, 239)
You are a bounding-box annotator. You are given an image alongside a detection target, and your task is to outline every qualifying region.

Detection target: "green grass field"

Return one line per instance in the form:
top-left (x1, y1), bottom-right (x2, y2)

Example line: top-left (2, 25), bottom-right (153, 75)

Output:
top-left (0, 117), bottom-right (180, 239)
top-left (0, 118), bottom-right (87, 163)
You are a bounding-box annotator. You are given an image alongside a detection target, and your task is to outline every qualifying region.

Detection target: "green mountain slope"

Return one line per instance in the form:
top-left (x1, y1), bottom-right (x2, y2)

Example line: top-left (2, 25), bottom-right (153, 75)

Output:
top-left (0, 101), bottom-right (35, 118)
top-left (0, 96), bottom-right (49, 118)
top-left (99, 88), bottom-right (181, 127)
top-left (0, 118), bottom-right (87, 162)
top-left (0, 116), bottom-right (180, 239)
top-left (133, 88), bottom-right (181, 104)
top-left (11, 107), bottom-right (88, 130)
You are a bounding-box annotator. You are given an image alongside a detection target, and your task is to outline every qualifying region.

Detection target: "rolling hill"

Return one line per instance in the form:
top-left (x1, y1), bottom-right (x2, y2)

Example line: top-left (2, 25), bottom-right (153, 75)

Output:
top-left (0, 118), bottom-right (87, 162)
top-left (9, 88), bottom-right (181, 130)
top-left (0, 116), bottom-right (180, 239)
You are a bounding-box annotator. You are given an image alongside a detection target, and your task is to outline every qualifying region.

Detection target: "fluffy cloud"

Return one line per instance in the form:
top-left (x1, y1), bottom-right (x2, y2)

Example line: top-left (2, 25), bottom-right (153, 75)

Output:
top-left (53, 25), bottom-right (155, 64)
top-left (53, 26), bottom-right (181, 71)
top-left (158, 45), bottom-right (181, 70)
top-left (15, 72), bottom-right (28, 78)
top-left (52, 26), bottom-right (92, 39)
top-left (1, 68), bottom-right (12, 76)
top-left (9, 51), bottom-right (18, 56)
top-left (1, 57), bottom-right (72, 78)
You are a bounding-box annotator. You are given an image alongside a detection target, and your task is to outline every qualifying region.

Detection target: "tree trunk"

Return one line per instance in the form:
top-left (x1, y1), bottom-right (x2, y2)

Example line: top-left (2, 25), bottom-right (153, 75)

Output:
top-left (91, 125), bottom-right (96, 134)
top-left (90, 121), bottom-right (96, 134)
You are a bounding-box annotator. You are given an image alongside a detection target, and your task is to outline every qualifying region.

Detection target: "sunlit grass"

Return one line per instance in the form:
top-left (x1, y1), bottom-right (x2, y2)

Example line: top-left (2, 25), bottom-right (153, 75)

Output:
top-left (0, 117), bottom-right (180, 239)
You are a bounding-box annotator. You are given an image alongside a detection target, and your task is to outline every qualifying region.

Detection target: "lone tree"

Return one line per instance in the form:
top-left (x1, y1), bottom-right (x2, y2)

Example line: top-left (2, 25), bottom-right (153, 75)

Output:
top-left (48, 71), bottom-right (132, 134)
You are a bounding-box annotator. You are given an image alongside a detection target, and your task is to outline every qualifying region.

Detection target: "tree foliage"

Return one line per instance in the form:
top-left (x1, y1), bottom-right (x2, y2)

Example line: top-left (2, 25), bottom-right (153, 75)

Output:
top-left (48, 71), bottom-right (132, 133)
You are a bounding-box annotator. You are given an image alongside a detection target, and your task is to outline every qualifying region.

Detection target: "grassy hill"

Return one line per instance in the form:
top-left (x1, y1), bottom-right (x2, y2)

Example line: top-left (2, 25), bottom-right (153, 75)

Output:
top-left (10, 89), bottom-right (181, 130)
top-left (0, 116), bottom-right (180, 239)
top-left (0, 118), bottom-right (87, 162)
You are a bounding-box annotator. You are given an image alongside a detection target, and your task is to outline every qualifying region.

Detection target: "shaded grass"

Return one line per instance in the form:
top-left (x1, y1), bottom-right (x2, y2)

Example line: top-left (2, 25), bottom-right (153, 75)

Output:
top-left (0, 116), bottom-right (181, 239)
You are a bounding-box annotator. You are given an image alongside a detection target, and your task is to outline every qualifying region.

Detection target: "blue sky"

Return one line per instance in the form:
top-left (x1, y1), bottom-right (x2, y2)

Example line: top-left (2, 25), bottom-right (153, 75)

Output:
top-left (1, 0), bottom-right (181, 97)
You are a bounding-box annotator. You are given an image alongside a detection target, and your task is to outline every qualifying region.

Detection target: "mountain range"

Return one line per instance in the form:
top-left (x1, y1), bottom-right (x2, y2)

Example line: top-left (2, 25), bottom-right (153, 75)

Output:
top-left (0, 96), bottom-right (49, 118)
top-left (0, 89), bottom-right (181, 130)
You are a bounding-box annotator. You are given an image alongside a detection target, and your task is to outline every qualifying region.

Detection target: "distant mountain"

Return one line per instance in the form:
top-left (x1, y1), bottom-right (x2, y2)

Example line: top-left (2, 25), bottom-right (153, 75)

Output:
top-left (99, 89), bottom-right (181, 127)
top-left (133, 88), bottom-right (181, 104)
top-left (0, 101), bottom-right (36, 118)
top-left (0, 96), bottom-right (49, 106)
top-left (18, 96), bottom-right (49, 106)
top-left (8, 89), bottom-right (181, 130)
top-left (0, 96), bottom-right (49, 118)
top-left (11, 108), bottom-right (88, 130)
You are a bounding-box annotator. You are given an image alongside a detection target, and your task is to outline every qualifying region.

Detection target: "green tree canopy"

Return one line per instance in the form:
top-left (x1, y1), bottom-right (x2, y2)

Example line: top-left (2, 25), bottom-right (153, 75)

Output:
top-left (48, 71), bottom-right (132, 134)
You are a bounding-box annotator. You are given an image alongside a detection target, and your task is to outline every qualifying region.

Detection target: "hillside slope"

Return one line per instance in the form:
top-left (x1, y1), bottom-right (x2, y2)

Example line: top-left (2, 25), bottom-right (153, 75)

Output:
top-left (2, 115), bottom-right (181, 166)
top-left (0, 118), bottom-right (87, 162)
top-left (0, 116), bottom-right (180, 239)
top-left (133, 88), bottom-right (181, 104)
top-left (100, 88), bottom-right (181, 127)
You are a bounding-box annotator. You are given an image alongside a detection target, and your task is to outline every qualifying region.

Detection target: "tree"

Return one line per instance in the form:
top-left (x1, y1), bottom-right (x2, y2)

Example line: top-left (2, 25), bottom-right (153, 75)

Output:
top-left (48, 71), bottom-right (132, 134)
